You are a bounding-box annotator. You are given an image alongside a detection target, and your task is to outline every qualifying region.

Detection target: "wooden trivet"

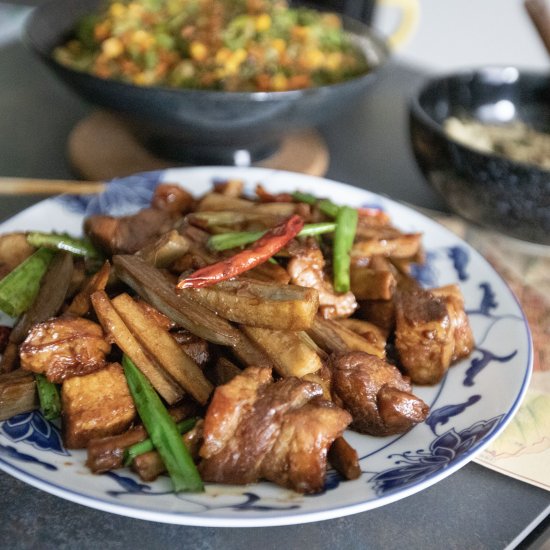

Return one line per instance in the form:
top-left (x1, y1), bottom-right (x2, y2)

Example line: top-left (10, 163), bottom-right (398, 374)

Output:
top-left (68, 111), bottom-right (329, 181)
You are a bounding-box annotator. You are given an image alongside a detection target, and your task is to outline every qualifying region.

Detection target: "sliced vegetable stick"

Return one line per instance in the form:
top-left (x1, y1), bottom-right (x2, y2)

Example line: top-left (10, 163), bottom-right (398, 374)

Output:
top-left (91, 291), bottom-right (184, 405)
top-left (307, 316), bottom-right (386, 359)
top-left (328, 437), bottom-right (361, 480)
top-left (65, 260), bottom-right (111, 317)
top-left (113, 255), bottom-right (240, 347)
top-left (349, 265), bottom-right (396, 300)
top-left (188, 279), bottom-right (319, 330)
top-left (111, 293), bottom-right (213, 405)
top-left (242, 326), bottom-right (322, 378)
top-left (351, 233), bottom-right (422, 260)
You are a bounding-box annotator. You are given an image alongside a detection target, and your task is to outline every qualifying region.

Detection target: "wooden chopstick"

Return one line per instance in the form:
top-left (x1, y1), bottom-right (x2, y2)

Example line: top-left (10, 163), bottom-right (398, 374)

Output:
top-left (0, 177), bottom-right (105, 196)
top-left (525, 0), bottom-right (550, 56)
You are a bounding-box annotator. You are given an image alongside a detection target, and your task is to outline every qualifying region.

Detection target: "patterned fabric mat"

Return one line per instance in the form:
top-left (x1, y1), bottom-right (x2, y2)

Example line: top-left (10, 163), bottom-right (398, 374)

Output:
top-left (434, 214), bottom-right (550, 491)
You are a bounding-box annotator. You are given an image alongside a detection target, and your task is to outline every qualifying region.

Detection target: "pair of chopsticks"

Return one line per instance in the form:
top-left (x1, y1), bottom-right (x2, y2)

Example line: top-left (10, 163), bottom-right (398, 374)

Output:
top-left (0, 177), bottom-right (105, 196)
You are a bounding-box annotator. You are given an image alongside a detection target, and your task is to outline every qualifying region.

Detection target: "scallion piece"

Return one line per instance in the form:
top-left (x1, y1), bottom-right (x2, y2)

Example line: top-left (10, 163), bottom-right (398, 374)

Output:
top-left (27, 232), bottom-right (101, 259)
top-left (333, 206), bottom-right (358, 293)
top-left (0, 248), bottom-right (55, 317)
top-left (123, 417), bottom-right (197, 467)
top-left (291, 192), bottom-right (340, 217)
top-left (122, 355), bottom-right (204, 492)
top-left (208, 222), bottom-right (336, 251)
top-left (35, 374), bottom-right (61, 421)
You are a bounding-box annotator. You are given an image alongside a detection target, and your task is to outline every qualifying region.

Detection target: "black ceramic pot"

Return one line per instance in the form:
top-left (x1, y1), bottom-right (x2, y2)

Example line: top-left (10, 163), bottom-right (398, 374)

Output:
top-left (25, 0), bottom-right (388, 165)
top-left (409, 66), bottom-right (550, 245)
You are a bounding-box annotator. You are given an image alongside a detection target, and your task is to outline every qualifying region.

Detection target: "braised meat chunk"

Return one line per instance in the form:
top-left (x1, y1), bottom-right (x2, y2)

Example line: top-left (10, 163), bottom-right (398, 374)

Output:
top-left (395, 286), bottom-right (474, 385)
top-left (288, 238), bottom-right (357, 319)
top-left (330, 351), bottom-right (429, 436)
top-left (20, 317), bottom-right (111, 383)
top-left (84, 208), bottom-right (175, 255)
top-left (199, 366), bottom-right (351, 493)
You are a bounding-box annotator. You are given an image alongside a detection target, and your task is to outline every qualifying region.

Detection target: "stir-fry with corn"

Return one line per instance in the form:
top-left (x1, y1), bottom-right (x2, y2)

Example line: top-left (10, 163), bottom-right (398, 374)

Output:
top-left (53, 0), bottom-right (370, 91)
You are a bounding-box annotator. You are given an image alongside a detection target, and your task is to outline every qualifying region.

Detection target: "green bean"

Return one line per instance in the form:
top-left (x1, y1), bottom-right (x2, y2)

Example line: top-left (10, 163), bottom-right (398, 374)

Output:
top-left (333, 206), bottom-right (358, 293)
top-left (123, 418), bottom-right (197, 467)
top-left (122, 355), bottom-right (203, 492)
top-left (208, 222), bottom-right (336, 251)
top-left (35, 374), bottom-right (61, 421)
top-left (26, 232), bottom-right (101, 259)
top-left (0, 248), bottom-right (55, 317)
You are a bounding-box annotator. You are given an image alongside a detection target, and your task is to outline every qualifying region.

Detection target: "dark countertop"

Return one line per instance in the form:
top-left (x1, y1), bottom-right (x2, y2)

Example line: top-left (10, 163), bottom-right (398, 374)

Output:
top-left (0, 18), bottom-right (549, 550)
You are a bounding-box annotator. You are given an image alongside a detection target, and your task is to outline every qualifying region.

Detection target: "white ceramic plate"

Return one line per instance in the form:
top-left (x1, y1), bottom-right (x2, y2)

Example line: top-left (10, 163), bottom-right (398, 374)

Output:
top-left (0, 167), bottom-right (532, 527)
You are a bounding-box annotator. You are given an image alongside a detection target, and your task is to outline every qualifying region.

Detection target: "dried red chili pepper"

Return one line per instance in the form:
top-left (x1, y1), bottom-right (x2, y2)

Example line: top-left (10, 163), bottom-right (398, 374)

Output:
top-left (177, 215), bottom-right (304, 289)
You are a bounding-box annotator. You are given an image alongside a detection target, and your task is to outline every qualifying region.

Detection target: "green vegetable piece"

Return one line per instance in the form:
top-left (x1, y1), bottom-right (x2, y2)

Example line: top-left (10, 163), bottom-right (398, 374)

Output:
top-left (35, 374), bottom-right (61, 421)
top-left (122, 356), bottom-right (204, 492)
top-left (208, 222), bottom-right (337, 251)
top-left (123, 417), bottom-right (197, 467)
top-left (26, 232), bottom-right (100, 259)
top-left (0, 248), bottom-right (55, 318)
top-left (333, 206), bottom-right (358, 293)
top-left (291, 192), bottom-right (340, 217)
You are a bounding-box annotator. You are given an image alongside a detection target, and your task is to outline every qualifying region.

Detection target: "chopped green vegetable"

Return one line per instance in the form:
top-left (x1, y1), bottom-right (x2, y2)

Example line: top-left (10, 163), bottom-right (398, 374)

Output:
top-left (208, 222), bottom-right (336, 251)
top-left (333, 206), bottom-right (358, 293)
top-left (122, 355), bottom-right (204, 492)
top-left (123, 417), bottom-right (197, 466)
top-left (291, 192), bottom-right (340, 218)
top-left (35, 374), bottom-right (61, 421)
top-left (26, 232), bottom-right (101, 259)
top-left (0, 248), bottom-right (55, 318)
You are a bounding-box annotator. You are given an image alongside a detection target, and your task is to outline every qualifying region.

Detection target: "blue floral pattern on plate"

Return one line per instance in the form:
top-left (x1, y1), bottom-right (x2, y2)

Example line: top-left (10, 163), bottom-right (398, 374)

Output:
top-left (0, 168), bottom-right (532, 527)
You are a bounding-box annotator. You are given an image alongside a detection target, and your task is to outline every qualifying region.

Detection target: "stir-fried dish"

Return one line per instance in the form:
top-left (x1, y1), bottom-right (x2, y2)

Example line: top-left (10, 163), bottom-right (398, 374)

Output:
top-left (53, 0), bottom-right (370, 91)
top-left (0, 180), bottom-right (474, 494)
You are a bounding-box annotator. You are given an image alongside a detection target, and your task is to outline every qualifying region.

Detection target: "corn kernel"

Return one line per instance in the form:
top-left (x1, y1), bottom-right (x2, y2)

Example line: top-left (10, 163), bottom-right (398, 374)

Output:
top-left (215, 47), bottom-right (232, 64)
top-left (101, 36), bottom-right (124, 59)
top-left (133, 72), bottom-right (155, 86)
top-left (271, 38), bottom-right (286, 55)
top-left (255, 14), bottom-right (271, 32)
top-left (127, 2), bottom-right (144, 18)
top-left (232, 48), bottom-right (247, 64)
top-left (300, 49), bottom-right (324, 69)
top-left (132, 30), bottom-right (154, 48)
top-left (271, 73), bottom-right (288, 91)
top-left (109, 2), bottom-right (126, 18)
top-left (292, 26), bottom-right (309, 41)
top-left (190, 41), bottom-right (208, 62)
top-left (325, 51), bottom-right (343, 71)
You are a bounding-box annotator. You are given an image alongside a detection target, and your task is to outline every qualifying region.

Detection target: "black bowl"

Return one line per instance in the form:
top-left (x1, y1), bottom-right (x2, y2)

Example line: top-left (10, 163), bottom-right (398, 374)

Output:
top-left (25, 0), bottom-right (388, 165)
top-left (409, 66), bottom-right (550, 245)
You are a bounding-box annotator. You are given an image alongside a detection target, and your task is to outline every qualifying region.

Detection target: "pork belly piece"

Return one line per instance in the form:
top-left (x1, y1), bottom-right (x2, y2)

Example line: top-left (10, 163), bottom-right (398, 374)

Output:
top-left (62, 363), bottom-right (136, 448)
top-left (288, 238), bottom-right (357, 319)
top-left (395, 286), bottom-right (473, 385)
top-left (430, 285), bottom-right (475, 362)
top-left (151, 183), bottom-right (194, 214)
top-left (199, 366), bottom-right (351, 494)
top-left (20, 317), bottom-right (110, 383)
top-left (84, 208), bottom-right (175, 256)
top-left (330, 351), bottom-right (429, 436)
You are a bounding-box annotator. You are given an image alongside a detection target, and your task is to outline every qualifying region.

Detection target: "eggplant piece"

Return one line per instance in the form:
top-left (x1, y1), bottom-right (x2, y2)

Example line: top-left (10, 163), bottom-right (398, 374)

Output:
top-left (10, 251), bottom-right (74, 344)
top-left (242, 326), bottom-right (322, 378)
top-left (188, 279), bottom-right (319, 331)
top-left (113, 255), bottom-right (241, 347)
top-left (136, 230), bottom-right (190, 268)
top-left (307, 316), bottom-right (386, 359)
